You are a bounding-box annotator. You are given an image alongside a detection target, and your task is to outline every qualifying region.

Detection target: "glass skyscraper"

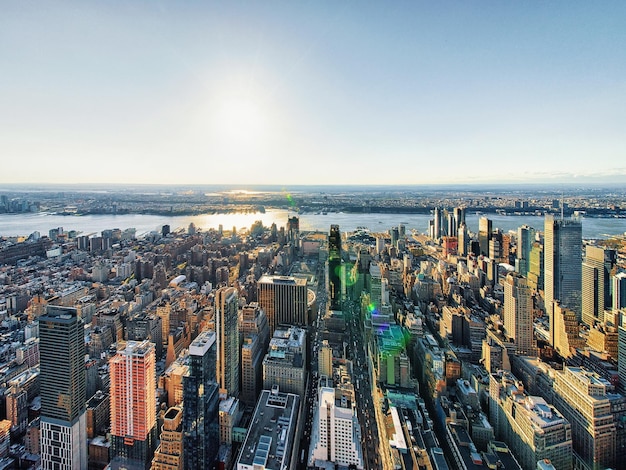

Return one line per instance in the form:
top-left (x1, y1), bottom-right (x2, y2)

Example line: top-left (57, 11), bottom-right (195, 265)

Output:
top-left (39, 306), bottom-right (87, 470)
top-left (216, 286), bottom-right (240, 398)
top-left (328, 224), bottom-right (342, 310)
top-left (183, 331), bottom-right (220, 469)
top-left (544, 215), bottom-right (582, 344)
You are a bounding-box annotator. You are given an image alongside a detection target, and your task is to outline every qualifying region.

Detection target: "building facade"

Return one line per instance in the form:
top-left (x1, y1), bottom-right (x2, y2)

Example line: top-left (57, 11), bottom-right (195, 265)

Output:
top-left (216, 286), bottom-right (240, 398)
top-left (328, 224), bottom-right (342, 310)
top-left (553, 366), bottom-right (626, 470)
top-left (151, 406), bottom-right (183, 470)
top-left (503, 273), bottom-right (535, 355)
top-left (240, 303), bottom-right (270, 406)
top-left (309, 385), bottom-right (364, 469)
top-left (488, 371), bottom-right (572, 470)
top-left (39, 305), bottom-right (87, 470)
top-left (262, 326), bottom-right (307, 397)
top-left (544, 215), bottom-right (582, 343)
top-left (582, 246), bottom-right (615, 327)
top-left (183, 331), bottom-right (220, 469)
top-left (257, 275), bottom-right (308, 334)
top-left (109, 340), bottom-right (157, 470)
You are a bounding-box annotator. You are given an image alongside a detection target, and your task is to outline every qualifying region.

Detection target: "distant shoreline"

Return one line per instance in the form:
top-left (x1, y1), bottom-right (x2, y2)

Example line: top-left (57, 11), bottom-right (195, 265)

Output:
top-left (1, 206), bottom-right (625, 218)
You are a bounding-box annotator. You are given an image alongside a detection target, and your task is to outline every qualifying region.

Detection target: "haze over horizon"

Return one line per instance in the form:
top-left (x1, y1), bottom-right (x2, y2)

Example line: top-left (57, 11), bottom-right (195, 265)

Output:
top-left (2, 1), bottom-right (625, 186)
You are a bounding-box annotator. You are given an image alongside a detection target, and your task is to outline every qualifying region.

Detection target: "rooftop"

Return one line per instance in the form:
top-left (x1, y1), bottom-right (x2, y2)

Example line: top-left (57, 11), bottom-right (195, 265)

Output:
top-left (237, 388), bottom-right (300, 470)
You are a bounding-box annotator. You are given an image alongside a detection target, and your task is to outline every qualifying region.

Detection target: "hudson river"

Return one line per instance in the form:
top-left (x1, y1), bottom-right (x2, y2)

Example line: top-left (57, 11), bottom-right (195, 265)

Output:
top-left (1, 210), bottom-right (626, 240)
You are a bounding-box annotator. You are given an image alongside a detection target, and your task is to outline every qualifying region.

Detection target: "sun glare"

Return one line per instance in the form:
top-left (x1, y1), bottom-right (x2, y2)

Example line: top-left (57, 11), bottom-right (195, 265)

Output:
top-left (218, 97), bottom-right (267, 140)
top-left (208, 83), bottom-right (273, 152)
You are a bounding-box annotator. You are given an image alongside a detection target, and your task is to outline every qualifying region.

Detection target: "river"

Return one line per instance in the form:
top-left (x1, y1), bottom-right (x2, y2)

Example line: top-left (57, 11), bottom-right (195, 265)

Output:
top-left (1, 210), bottom-right (625, 240)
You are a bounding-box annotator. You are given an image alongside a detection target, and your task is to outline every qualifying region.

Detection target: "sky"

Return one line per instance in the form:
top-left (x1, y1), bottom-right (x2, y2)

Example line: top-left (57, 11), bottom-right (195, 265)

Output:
top-left (1, 1), bottom-right (625, 186)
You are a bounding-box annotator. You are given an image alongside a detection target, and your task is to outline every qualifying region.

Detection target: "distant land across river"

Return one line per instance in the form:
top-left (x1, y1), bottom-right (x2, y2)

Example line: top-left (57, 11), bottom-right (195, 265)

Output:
top-left (1, 210), bottom-right (625, 240)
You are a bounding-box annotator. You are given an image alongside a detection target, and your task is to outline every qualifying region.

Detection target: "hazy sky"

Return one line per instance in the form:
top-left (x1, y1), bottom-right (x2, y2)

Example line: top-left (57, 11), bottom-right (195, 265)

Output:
top-left (1, 1), bottom-right (625, 186)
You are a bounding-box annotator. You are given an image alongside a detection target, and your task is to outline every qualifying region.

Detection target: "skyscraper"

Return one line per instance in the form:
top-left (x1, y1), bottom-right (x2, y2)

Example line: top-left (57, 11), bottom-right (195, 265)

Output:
top-left (478, 216), bottom-right (492, 256)
top-left (446, 212), bottom-right (456, 237)
top-left (328, 224), bottom-right (342, 310)
top-left (310, 384), bottom-right (365, 468)
top-left (183, 331), bottom-right (220, 469)
top-left (240, 303), bottom-right (270, 406)
top-left (544, 215), bottom-right (582, 341)
top-left (257, 275), bottom-right (308, 334)
top-left (39, 306), bottom-right (87, 470)
top-left (582, 245), bottom-right (616, 326)
top-left (613, 272), bottom-right (626, 311)
top-left (503, 273), bottom-right (535, 355)
top-left (516, 224), bottom-right (535, 276)
top-left (453, 206), bottom-right (466, 233)
top-left (433, 207), bottom-right (442, 240)
top-left (527, 241), bottom-right (544, 292)
top-left (110, 340), bottom-right (157, 470)
top-left (618, 311), bottom-right (626, 395)
top-left (458, 223), bottom-right (469, 257)
top-left (216, 286), bottom-right (240, 398)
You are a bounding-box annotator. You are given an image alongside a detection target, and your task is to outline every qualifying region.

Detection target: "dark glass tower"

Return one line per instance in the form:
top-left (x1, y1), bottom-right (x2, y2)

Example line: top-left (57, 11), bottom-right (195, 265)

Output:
top-left (183, 331), bottom-right (220, 469)
top-left (545, 215), bottom-right (582, 345)
top-left (478, 216), bottom-right (492, 256)
top-left (39, 305), bottom-right (87, 469)
top-left (328, 224), bottom-right (342, 310)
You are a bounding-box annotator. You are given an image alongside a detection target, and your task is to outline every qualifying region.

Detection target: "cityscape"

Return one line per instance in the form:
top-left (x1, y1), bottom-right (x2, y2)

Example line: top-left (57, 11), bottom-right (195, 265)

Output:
top-left (2, 1), bottom-right (626, 470)
top-left (0, 184), bottom-right (626, 470)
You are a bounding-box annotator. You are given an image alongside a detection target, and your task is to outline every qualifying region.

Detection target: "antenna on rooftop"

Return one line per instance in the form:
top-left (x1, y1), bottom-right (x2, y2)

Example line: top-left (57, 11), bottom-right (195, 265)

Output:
top-left (561, 191), bottom-right (564, 220)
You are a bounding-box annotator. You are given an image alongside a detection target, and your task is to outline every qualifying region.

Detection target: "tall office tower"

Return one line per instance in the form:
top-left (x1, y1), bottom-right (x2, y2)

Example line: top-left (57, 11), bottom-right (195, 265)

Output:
top-left (613, 272), bottom-right (626, 311)
top-left (489, 236), bottom-right (502, 262)
top-left (458, 223), bottom-right (469, 256)
top-left (216, 286), bottom-right (240, 398)
top-left (446, 212), bottom-right (456, 237)
top-left (287, 216), bottom-right (299, 244)
top-left (369, 262), bottom-right (383, 312)
top-left (309, 385), bottom-right (365, 469)
top-left (39, 306), bottom-right (87, 470)
top-left (544, 215), bottom-right (582, 340)
top-left (240, 303), bottom-right (270, 406)
top-left (328, 224), bottom-right (342, 310)
top-left (618, 312), bottom-right (626, 394)
top-left (390, 226), bottom-right (399, 248)
top-left (398, 223), bottom-right (406, 238)
top-left (516, 225), bottom-right (536, 276)
top-left (183, 331), bottom-right (220, 469)
top-left (109, 340), bottom-right (157, 470)
top-left (582, 246), bottom-right (616, 326)
top-left (375, 236), bottom-right (385, 255)
top-left (257, 275), bottom-right (309, 334)
top-left (553, 366), bottom-right (626, 470)
top-left (433, 207), bottom-right (442, 239)
top-left (527, 242), bottom-right (544, 292)
top-left (503, 273), bottom-right (535, 356)
top-left (478, 216), bottom-right (492, 256)
top-left (454, 206), bottom-right (466, 232)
